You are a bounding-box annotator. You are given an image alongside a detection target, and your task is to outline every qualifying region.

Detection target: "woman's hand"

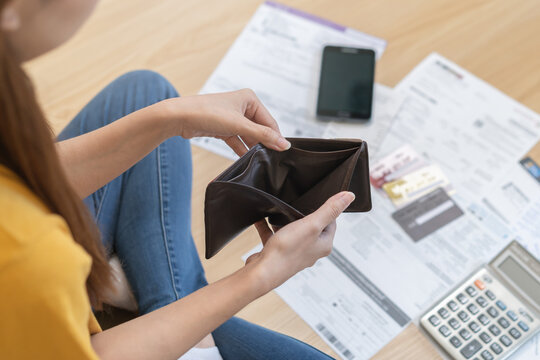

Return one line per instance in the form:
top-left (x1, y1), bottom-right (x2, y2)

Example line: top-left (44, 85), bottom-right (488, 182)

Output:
top-left (245, 191), bottom-right (355, 292)
top-left (167, 89), bottom-right (291, 156)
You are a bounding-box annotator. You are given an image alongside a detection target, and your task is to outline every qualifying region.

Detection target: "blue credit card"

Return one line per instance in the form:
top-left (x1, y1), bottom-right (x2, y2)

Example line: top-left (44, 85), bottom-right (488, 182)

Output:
top-left (520, 157), bottom-right (540, 183)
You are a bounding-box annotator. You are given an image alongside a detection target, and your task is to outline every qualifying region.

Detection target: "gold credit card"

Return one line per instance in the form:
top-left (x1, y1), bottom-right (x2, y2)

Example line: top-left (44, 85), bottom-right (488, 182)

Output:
top-left (383, 165), bottom-right (450, 206)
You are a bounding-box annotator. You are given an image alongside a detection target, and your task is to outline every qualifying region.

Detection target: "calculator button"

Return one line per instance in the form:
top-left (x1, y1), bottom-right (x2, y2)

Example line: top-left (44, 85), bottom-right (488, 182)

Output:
top-left (458, 310), bottom-right (470, 322)
top-left (459, 328), bottom-right (472, 340)
top-left (497, 317), bottom-right (510, 329)
top-left (479, 332), bottom-right (492, 344)
top-left (428, 315), bottom-right (440, 326)
top-left (481, 350), bottom-right (494, 360)
top-left (500, 335), bottom-right (513, 347)
top-left (438, 308), bottom-right (450, 319)
top-left (474, 279), bottom-right (485, 290)
top-left (476, 296), bottom-right (488, 308)
top-left (518, 321), bottom-right (529, 332)
top-left (469, 321), bottom-right (481, 333)
top-left (448, 300), bottom-right (459, 312)
top-left (460, 339), bottom-right (482, 359)
top-left (507, 310), bottom-right (518, 321)
top-left (488, 324), bottom-right (501, 336)
top-left (485, 290), bottom-right (496, 300)
top-left (490, 342), bottom-right (503, 355)
top-left (495, 300), bottom-right (506, 311)
top-left (519, 310), bottom-right (534, 322)
top-left (487, 306), bottom-right (499, 318)
top-left (509, 327), bottom-right (521, 339)
top-left (467, 304), bottom-right (479, 315)
top-left (439, 325), bottom-right (451, 337)
top-left (449, 318), bottom-right (461, 329)
top-left (450, 335), bottom-right (462, 348)
top-left (457, 293), bottom-right (469, 304)
top-left (466, 286), bottom-right (478, 297)
top-left (478, 314), bottom-right (490, 326)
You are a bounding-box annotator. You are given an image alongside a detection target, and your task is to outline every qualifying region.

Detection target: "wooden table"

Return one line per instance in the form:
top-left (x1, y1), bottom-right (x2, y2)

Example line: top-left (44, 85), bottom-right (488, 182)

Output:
top-left (26, 0), bottom-right (540, 358)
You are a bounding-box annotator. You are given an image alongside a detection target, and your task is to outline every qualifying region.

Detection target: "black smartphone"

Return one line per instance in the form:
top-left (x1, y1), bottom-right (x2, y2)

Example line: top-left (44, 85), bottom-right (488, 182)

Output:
top-left (316, 46), bottom-right (375, 121)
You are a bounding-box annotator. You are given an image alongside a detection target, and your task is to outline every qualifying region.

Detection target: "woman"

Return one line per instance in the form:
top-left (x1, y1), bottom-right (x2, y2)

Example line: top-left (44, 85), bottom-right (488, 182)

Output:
top-left (0, 1), bottom-right (354, 359)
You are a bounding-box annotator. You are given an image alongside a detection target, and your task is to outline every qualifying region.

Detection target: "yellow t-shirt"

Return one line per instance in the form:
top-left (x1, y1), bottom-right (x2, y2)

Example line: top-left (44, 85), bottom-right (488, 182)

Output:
top-left (0, 165), bottom-right (101, 359)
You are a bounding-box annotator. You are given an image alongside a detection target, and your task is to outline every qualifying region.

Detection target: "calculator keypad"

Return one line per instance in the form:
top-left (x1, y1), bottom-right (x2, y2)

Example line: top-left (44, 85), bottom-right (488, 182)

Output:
top-left (485, 290), bottom-right (496, 300)
top-left (481, 350), bottom-right (494, 360)
top-left (459, 311), bottom-right (470, 322)
top-left (499, 335), bottom-right (512, 347)
top-left (449, 300), bottom-right (459, 312)
top-left (469, 321), bottom-right (481, 333)
top-left (487, 307), bottom-right (499, 318)
top-left (421, 270), bottom-right (538, 360)
top-left (440, 325), bottom-right (451, 337)
top-left (517, 321), bottom-right (529, 332)
top-left (468, 304), bottom-right (479, 315)
top-left (429, 315), bottom-right (440, 326)
top-left (490, 342), bottom-right (503, 354)
top-left (439, 307), bottom-right (450, 319)
top-left (507, 311), bottom-right (518, 321)
top-left (488, 325), bottom-right (501, 336)
top-left (478, 314), bottom-right (490, 326)
top-left (451, 336), bottom-right (463, 348)
top-left (477, 296), bottom-right (488, 308)
top-left (509, 328), bottom-right (521, 339)
top-left (497, 317), bottom-right (509, 329)
top-left (460, 329), bottom-right (472, 340)
top-left (457, 293), bottom-right (469, 304)
top-left (460, 339), bottom-right (482, 358)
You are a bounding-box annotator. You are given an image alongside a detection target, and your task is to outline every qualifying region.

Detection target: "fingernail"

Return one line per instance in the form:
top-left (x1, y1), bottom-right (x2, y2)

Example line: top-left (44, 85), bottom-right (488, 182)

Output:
top-left (340, 192), bottom-right (355, 203)
top-left (278, 137), bottom-right (291, 150)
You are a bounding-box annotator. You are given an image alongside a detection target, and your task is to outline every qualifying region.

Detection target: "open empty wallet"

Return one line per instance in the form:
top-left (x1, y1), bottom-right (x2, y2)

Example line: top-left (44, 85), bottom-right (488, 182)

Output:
top-left (204, 138), bottom-right (372, 258)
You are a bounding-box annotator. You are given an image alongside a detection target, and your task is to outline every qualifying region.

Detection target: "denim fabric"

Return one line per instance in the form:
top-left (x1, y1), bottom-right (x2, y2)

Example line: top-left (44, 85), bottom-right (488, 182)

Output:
top-left (58, 70), bottom-right (333, 360)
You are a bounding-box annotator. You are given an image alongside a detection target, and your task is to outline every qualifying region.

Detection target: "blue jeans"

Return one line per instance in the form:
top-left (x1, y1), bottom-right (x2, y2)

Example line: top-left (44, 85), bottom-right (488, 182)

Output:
top-left (58, 70), bottom-right (333, 360)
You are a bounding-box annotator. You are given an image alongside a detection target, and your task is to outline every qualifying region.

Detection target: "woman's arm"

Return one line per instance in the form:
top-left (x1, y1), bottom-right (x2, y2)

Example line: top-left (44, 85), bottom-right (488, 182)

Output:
top-left (57, 89), bottom-right (290, 198)
top-left (90, 192), bottom-right (355, 360)
top-left (91, 263), bottom-right (264, 359)
top-left (56, 102), bottom-right (176, 198)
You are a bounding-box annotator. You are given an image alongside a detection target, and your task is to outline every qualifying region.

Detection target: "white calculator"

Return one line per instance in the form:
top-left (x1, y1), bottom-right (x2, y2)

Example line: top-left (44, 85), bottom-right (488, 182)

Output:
top-left (420, 241), bottom-right (540, 360)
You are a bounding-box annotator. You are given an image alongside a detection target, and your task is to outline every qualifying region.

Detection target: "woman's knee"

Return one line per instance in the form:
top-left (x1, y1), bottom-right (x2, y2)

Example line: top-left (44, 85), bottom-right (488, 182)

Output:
top-left (57, 70), bottom-right (179, 140)
top-left (111, 70), bottom-right (179, 103)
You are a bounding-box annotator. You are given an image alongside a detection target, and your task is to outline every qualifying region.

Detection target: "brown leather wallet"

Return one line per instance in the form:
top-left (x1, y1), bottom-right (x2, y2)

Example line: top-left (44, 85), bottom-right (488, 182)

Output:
top-left (204, 138), bottom-right (371, 258)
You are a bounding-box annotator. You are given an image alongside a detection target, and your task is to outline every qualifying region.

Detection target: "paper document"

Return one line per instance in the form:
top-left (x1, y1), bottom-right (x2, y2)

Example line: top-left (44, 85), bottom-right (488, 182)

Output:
top-left (321, 87), bottom-right (403, 157)
top-left (192, 1), bottom-right (393, 160)
top-left (252, 53), bottom-right (540, 359)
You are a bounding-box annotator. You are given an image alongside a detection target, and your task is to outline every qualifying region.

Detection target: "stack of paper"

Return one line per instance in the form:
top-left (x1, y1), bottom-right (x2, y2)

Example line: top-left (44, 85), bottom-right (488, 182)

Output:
top-left (192, 1), bottom-right (396, 161)
top-left (195, 2), bottom-right (540, 359)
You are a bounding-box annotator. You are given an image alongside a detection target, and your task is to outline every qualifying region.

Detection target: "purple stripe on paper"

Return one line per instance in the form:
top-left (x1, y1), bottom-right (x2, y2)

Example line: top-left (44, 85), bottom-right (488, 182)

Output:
top-left (265, 1), bottom-right (346, 32)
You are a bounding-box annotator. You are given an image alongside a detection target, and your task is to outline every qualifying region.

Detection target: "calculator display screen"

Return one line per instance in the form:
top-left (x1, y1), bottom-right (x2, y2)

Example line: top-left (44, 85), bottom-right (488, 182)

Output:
top-left (499, 256), bottom-right (540, 304)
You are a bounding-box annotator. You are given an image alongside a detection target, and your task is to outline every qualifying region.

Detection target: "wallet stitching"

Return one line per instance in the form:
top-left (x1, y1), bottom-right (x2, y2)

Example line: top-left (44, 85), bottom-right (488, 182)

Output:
top-left (288, 137), bottom-right (363, 150)
top-left (290, 146), bottom-right (361, 156)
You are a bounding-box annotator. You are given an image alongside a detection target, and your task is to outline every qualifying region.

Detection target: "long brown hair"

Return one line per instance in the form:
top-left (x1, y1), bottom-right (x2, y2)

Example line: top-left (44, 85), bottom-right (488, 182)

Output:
top-left (0, 7), bottom-right (111, 308)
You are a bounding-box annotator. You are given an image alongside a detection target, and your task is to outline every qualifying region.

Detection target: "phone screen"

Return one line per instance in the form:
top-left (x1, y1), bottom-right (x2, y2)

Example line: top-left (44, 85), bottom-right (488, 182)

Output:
top-left (316, 46), bottom-right (375, 120)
